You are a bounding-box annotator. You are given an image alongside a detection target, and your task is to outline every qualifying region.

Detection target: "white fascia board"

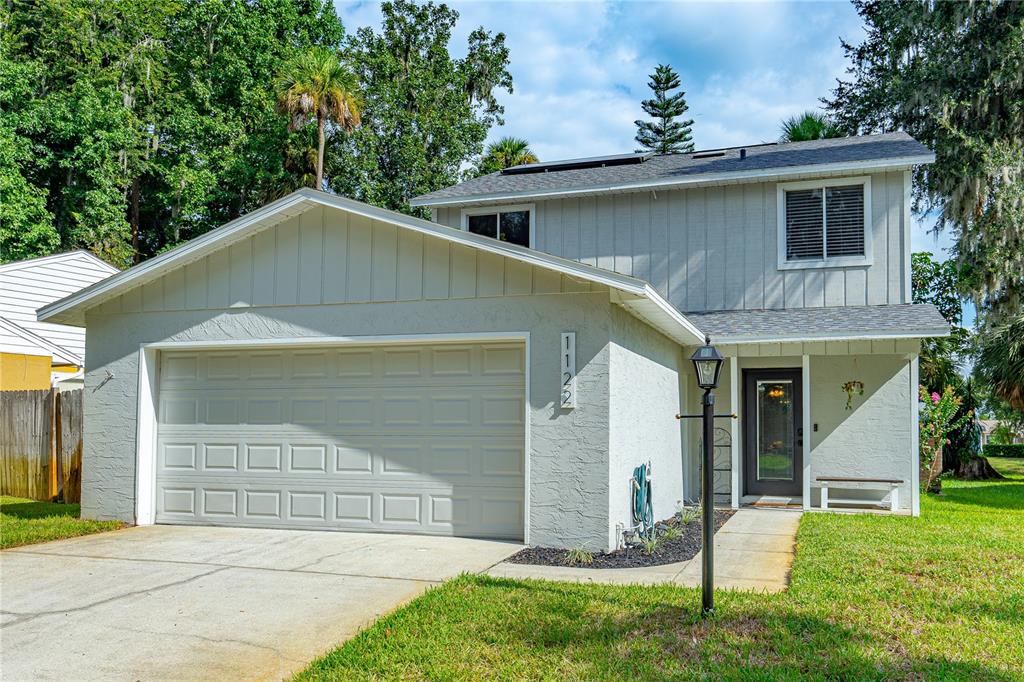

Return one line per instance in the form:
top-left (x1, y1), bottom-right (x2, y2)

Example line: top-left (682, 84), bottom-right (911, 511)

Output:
top-left (38, 189), bottom-right (656, 328)
top-left (712, 327), bottom-right (950, 345)
top-left (410, 155), bottom-right (935, 208)
top-left (640, 285), bottom-right (705, 345)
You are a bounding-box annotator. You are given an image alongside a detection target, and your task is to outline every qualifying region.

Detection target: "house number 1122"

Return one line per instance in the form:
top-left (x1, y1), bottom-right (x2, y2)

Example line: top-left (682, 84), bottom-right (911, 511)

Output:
top-left (560, 332), bottom-right (576, 409)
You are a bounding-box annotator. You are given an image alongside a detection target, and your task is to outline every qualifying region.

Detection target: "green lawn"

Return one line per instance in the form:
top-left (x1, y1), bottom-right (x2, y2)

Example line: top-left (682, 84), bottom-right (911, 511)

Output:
top-left (298, 459), bottom-right (1024, 681)
top-left (0, 496), bottom-right (125, 549)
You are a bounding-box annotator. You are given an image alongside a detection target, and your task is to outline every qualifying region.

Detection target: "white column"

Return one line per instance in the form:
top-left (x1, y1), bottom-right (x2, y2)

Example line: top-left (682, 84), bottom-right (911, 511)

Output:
top-left (135, 346), bottom-right (159, 526)
top-left (802, 353), bottom-right (812, 510)
top-left (730, 355), bottom-right (741, 509)
top-left (909, 353), bottom-right (920, 516)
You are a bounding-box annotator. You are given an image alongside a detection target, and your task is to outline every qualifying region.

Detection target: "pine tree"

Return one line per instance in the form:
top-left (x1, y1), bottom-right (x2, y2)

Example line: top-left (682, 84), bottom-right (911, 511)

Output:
top-left (634, 64), bottom-right (694, 154)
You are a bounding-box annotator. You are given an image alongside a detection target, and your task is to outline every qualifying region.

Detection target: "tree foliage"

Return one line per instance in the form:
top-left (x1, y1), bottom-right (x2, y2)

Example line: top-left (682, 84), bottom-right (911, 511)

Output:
top-left (826, 0), bottom-right (1024, 319)
top-left (912, 251), bottom-right (968, 392)
top-left (328, 0), bottom-right (512, 216)
top-left (975, 314), bottom-right (1024, 413)
top-left (779, 111), bottom-right (843, 143)
top-left (0, 0), bottom-right (347, 266)
top-left (473, 136), bottom-right (538, 177)
top-left (2, 0), bottom-right (505, 265)
top-left (634, 64), bottom-right (694, 154)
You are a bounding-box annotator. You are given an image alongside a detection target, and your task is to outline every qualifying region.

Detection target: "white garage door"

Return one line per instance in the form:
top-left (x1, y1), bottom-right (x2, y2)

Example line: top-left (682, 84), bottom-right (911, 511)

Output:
top-left (155, 341), bottom-right (525, 540)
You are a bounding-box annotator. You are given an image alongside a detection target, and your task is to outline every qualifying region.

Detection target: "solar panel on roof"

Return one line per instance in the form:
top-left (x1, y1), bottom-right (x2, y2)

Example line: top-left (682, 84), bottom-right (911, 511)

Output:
top-left (501, 152), bottom-right (651, 175)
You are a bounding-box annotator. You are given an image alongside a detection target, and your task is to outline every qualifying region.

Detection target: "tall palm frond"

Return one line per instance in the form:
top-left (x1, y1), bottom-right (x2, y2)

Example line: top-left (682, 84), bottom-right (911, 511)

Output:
top-left (275, 47), bottom-right (362, 189)
top-left (976, 314), bottom-right (1024, 411)
top-left (779, 111), bottom-right (844, 143)
top-left (474, 136), bottom-right (538, 176)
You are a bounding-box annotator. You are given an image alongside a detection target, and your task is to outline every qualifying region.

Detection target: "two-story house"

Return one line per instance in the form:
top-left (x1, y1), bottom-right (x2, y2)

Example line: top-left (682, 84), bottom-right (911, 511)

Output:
top-left (40, 132), bottom-right (946, 551)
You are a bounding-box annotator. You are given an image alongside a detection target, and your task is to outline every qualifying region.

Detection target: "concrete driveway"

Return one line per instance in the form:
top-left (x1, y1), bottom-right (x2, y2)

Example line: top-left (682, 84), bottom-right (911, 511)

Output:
top-left (0, 525), bottom-right (521, 681)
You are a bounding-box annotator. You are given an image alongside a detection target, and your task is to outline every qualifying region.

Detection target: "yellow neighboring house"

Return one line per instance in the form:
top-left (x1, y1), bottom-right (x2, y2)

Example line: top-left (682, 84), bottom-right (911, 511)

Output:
top-left (1, 251), bottom-right (119, 391)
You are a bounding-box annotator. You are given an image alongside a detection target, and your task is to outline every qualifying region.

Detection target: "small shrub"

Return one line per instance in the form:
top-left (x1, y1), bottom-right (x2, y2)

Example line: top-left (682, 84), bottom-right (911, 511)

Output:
top-left (984, 443), bottom-right (1024, 458)
top-left (640, 533), bottom-right (660, 555)
top-left (565, 547), bottom-right (594, 565)
top-left (662, 524), bottom-right (681, 541)
top-left (678, 505), bottom-right (699, 525)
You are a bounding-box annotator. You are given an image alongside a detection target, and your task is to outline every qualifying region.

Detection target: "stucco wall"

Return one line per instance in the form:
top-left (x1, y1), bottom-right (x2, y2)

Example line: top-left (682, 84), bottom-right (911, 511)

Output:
top-left (81, 291), bottom-right (623, 548)
top-left (809, 354), bottom-right (913, 509)
top-left (607, 306), bottom-right (684, 549)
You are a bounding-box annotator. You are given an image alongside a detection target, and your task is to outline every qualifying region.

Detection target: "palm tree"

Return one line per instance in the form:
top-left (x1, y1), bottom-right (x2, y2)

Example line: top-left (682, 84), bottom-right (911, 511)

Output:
top-left (475, 137), bottom-right (539, 176)
top-left (779, 111), bottom-right (844, 143)
top-left (976, 314), bottom-right (1024, 411)
top-left (275, 47), bottom-right (362, 190)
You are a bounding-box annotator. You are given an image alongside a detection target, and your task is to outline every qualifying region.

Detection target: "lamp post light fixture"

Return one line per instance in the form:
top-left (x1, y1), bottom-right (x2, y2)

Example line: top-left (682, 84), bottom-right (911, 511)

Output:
top-left (690, 336), bottom-right (724, 615)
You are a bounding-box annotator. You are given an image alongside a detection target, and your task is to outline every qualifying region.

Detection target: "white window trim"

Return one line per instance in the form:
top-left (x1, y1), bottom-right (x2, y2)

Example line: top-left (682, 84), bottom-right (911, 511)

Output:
top-left (776, 176), bottom-right (872, 270)
top-left (460, 203), bottom-right (536, 248)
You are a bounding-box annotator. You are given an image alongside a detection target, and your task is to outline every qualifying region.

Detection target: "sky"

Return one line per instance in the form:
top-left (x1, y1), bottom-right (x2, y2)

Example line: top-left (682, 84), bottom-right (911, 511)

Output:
top-left (333, 0), bottom-right (961, 272)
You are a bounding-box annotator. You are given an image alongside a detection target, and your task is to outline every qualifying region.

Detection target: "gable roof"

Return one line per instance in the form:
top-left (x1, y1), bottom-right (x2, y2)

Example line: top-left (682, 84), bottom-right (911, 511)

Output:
top-left (411, 132), bottom-right (934, 207)
top-left (0, 249), bottom-right (117, 276)
top-left (37, 189), bottom-right (705, 346)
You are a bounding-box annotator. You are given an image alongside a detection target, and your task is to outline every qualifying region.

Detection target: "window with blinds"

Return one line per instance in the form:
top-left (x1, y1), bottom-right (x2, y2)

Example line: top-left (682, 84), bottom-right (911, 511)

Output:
top-left (783, 182), bottom-right (866, 262)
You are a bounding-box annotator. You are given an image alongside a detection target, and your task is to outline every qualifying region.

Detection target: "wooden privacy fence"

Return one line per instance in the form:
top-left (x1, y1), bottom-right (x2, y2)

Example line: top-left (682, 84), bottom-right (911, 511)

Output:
top-left (0, 389), bottom-right (83, 502)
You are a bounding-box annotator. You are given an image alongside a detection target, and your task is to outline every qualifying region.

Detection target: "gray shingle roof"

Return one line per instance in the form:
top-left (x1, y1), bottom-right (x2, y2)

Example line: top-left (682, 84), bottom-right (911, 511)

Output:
top-left (684, 304), bottom-right (949, 342)
top-left (412, 132), bottom-right (932, 206)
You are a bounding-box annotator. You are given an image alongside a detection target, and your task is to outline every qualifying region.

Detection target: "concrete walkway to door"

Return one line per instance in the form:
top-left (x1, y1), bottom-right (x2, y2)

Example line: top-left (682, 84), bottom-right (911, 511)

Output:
top-left (487, 508), bottom-right (800, 592)
top-left (0, 525), bottom-right (521, 681)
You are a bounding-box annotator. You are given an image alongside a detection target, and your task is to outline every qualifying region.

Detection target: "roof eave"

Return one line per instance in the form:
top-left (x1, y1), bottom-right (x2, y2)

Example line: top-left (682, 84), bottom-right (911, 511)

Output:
top-left (410, 154), bottom-right (936, 208)
top-left (712, 326), bottom-right (950, 345)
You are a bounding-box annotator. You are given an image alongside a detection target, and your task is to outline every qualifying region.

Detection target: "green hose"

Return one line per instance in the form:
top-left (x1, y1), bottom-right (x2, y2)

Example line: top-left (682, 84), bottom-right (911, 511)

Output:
top-left (632, 463), bottom-right (653, 538)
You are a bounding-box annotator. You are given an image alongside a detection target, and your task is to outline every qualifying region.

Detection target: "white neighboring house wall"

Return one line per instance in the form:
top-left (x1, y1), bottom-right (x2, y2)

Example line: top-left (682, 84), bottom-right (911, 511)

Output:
top-left (1, 251), bottom-right (118, 369)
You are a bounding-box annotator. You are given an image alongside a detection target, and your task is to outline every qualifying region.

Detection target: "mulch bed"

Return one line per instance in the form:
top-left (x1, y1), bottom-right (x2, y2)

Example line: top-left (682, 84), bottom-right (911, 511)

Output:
top-left (505, 509), bottom-right (736, 569)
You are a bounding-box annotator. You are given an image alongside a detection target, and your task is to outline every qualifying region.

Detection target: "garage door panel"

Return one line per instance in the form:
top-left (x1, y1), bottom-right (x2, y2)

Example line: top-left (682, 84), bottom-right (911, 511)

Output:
top-left (158, 387), bottom-right (523, 431)
top-left (156, 342), bottom-right (525, 539)
top-left (160, 345), bottom-right (522, 386)
top-left (160, 436), bottom-right (522, 484)
top-left (154, 482), bottom-right (524, 539)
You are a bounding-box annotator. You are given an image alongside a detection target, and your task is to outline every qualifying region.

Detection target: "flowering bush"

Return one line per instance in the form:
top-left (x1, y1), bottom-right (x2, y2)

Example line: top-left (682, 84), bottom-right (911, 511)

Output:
top-left (919, 385), bottom-right (973, 492)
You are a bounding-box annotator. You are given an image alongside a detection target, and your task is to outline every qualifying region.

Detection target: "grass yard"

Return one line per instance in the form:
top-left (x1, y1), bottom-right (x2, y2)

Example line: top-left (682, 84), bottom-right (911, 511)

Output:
top-left (298, 459), bottom-right (1024, 681)
top-left (0, 496), bottom-right (125, 549)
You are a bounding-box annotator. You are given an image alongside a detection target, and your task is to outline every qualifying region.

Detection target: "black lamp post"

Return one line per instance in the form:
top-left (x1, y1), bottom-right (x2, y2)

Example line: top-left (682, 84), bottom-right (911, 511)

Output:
top-left (690, 336), bottom-right (724, 615)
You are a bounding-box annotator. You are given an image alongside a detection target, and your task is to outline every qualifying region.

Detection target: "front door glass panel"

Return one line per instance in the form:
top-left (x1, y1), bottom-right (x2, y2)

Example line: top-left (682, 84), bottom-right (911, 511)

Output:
top-left (756, 380), bottom-right (794, 481)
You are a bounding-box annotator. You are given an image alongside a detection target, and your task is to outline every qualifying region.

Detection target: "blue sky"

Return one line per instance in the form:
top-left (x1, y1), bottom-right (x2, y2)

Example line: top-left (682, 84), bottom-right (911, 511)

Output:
top-left (334, 0), bottom-right (962, 278)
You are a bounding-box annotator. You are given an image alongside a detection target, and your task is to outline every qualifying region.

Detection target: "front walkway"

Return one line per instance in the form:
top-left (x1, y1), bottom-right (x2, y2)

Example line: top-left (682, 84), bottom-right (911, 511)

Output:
top-left (0, 525), bottom-right (521, 681)
top-left (487, 508), bottom-right (800, 592)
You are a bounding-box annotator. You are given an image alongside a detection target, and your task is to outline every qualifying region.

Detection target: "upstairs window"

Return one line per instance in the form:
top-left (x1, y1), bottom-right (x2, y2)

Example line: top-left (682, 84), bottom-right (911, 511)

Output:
top-left (778, 178), bottom-right (871, 268)
top-left (461, 205), bottom-right (532, 248)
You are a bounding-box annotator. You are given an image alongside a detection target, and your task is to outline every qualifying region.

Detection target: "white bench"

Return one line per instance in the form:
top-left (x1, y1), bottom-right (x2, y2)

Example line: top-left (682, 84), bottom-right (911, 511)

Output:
top-left (816, 477), bottom-right (903, 512)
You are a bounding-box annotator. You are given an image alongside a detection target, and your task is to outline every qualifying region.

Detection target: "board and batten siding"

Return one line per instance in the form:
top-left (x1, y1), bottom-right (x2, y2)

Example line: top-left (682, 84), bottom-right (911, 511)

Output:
top-left (434, 171), bottom-right (910, 313)
top-left (93, 206), bottom-right (599, 316)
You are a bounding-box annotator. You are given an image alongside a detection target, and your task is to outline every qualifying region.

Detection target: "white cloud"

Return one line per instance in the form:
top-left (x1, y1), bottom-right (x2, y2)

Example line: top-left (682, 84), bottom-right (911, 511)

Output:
top-left (335, 0), bottom-right (865, 159)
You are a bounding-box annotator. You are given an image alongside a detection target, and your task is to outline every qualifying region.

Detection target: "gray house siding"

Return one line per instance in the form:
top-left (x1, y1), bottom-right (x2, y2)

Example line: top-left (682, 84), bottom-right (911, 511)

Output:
top-left (434, 171), bottom-right (911, 313)
top-left (78, 204), bottom-right (686, 550)
top-left (93, 205), bottom-right (599, 318)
